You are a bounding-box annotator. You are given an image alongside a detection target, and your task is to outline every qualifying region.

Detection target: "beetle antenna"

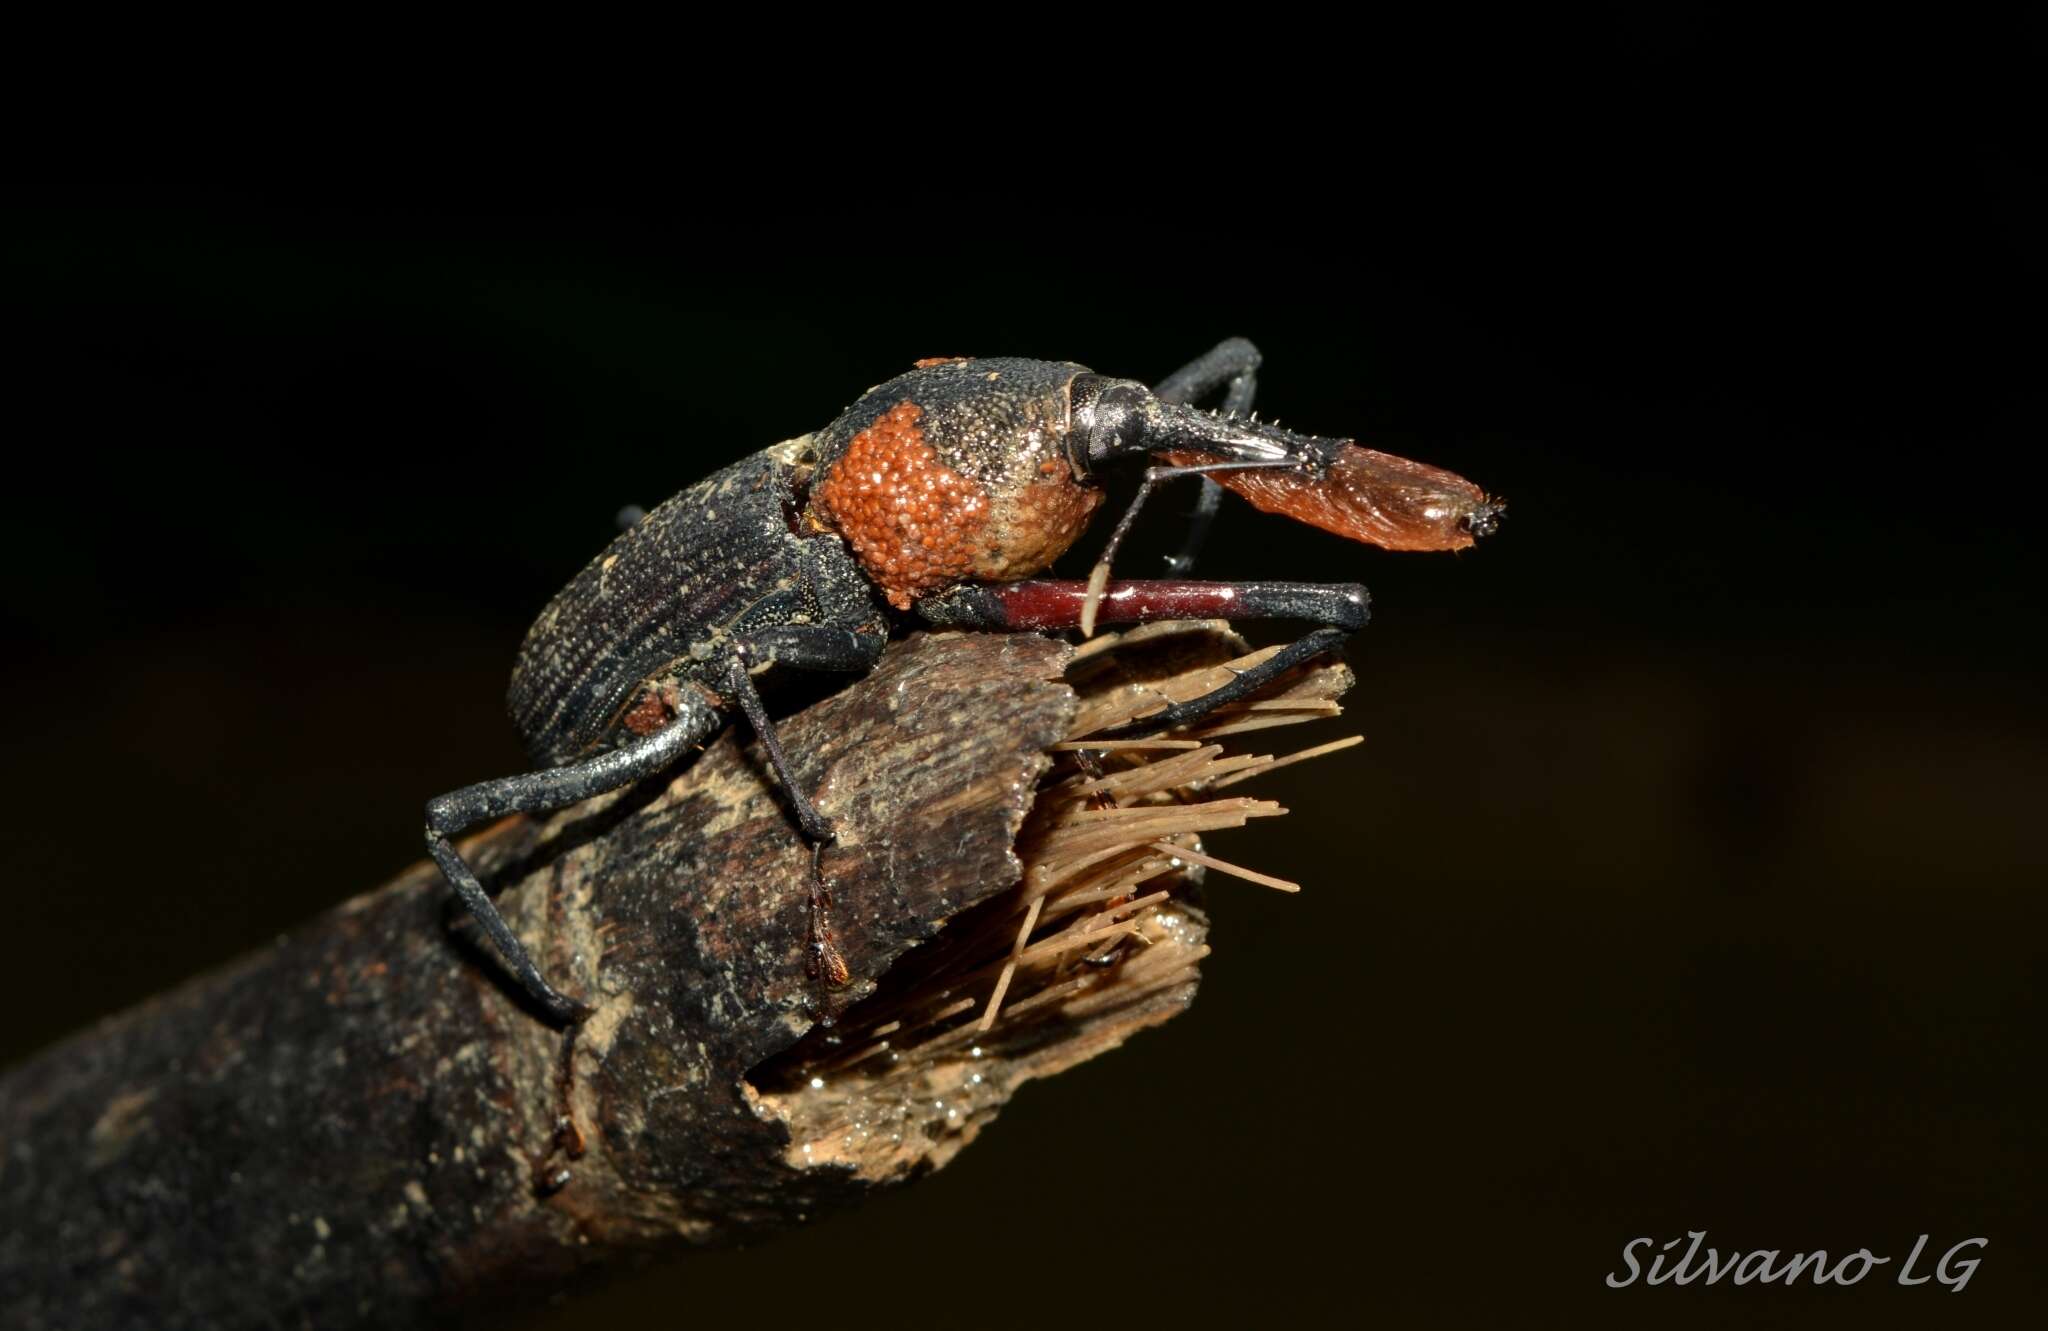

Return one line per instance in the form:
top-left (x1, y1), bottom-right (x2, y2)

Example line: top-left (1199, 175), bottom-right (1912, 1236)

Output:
top-left (1067, 383), bottom-right (1352, 636)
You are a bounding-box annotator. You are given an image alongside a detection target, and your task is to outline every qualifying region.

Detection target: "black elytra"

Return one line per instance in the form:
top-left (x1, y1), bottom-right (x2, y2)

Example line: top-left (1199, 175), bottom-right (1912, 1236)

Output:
top-left (425, 338), bottom-right (1395, 1025)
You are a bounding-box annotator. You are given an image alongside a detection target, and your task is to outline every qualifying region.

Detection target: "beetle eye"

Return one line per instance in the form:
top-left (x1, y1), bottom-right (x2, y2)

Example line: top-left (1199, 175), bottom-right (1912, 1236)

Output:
top-left (1066, 374), bottom-right (1152, 473)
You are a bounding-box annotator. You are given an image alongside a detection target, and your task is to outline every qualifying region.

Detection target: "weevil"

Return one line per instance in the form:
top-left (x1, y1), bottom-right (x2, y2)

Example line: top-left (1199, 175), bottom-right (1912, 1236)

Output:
top-left (425, 339), bottom-right (1498, 1024)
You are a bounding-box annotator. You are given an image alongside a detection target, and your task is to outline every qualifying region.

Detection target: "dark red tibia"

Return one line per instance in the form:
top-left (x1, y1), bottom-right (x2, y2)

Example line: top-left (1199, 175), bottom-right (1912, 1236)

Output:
top-left (1164, 442), bottom-right (1498, 551)
top-left (983, 580), bottom-right (1255, 631)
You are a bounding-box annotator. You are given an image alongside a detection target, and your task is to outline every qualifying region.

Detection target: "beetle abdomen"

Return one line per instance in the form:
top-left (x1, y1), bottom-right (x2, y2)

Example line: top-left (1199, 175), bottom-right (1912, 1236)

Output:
top-left (507, 444), bottom-right (810, 765)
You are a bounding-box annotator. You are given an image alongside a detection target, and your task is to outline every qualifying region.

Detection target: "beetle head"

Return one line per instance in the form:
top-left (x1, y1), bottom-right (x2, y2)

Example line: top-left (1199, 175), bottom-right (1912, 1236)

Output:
top-left (1069, 373), bottom-right (1501, 552)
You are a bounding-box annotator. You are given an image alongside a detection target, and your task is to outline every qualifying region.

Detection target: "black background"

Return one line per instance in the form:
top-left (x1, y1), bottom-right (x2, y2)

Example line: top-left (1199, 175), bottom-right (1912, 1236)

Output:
top-left (5, 15), bottom-right (2043, 1327)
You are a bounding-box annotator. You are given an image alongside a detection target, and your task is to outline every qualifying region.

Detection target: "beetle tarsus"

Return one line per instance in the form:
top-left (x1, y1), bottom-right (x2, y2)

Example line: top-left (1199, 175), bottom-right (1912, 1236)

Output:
top-left (808, 904), bottom-right (851, 989)
top-left (807, 841), bottom-right (851, 995)
top-left (1079, 562), bottom-right (1112, 639)
top-left (1096, 625), bottom-right (1353, 738)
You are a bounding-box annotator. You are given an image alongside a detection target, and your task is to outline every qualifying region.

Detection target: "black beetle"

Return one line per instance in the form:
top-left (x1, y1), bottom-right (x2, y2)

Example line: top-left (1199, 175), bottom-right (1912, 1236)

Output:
top-left (426, 339), bottom-right (1498, 1023)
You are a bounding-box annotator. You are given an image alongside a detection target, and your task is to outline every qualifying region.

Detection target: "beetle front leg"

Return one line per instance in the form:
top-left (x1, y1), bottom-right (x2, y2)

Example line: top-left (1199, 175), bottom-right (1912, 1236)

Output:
top-left (916, 577), bottom-right (1366, 737)
top-left (1155, 337), bottom-right (1262, 412)
top-left (1154, 338), bottom-right (1261, 575)
top-left (426, 695), bottom-right (722, 1024)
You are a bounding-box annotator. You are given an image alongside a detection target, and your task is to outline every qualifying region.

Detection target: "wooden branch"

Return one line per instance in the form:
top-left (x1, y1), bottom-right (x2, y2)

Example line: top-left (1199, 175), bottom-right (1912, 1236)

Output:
top-left (0, 626), bottom-right (1354, 1330)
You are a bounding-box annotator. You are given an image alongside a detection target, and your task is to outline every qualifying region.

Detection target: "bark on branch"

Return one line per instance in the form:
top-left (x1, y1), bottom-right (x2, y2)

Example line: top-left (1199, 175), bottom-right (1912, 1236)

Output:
top-left (0, 626), bottom-right (1353, 1330)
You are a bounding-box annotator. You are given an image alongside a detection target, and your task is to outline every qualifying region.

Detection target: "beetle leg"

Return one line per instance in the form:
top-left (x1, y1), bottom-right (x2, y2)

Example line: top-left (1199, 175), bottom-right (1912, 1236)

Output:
top-left (915, 577), bottom-right (1366, 737)
top-left (1090, 626), bottom-right (1349, 738)
top-left (425, 695), bottom-right (722, 1024)
top-left (1154, 338), bottom-right (1262, 576)
top-left (921, 578), bottom-right (1367, 635)
top-left (722, 626), bottom-right (886, 986)
top-left (1154, 337), bottom-right (1262, 411)
top-left (1164, 478), bottom-right (1226, 578)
